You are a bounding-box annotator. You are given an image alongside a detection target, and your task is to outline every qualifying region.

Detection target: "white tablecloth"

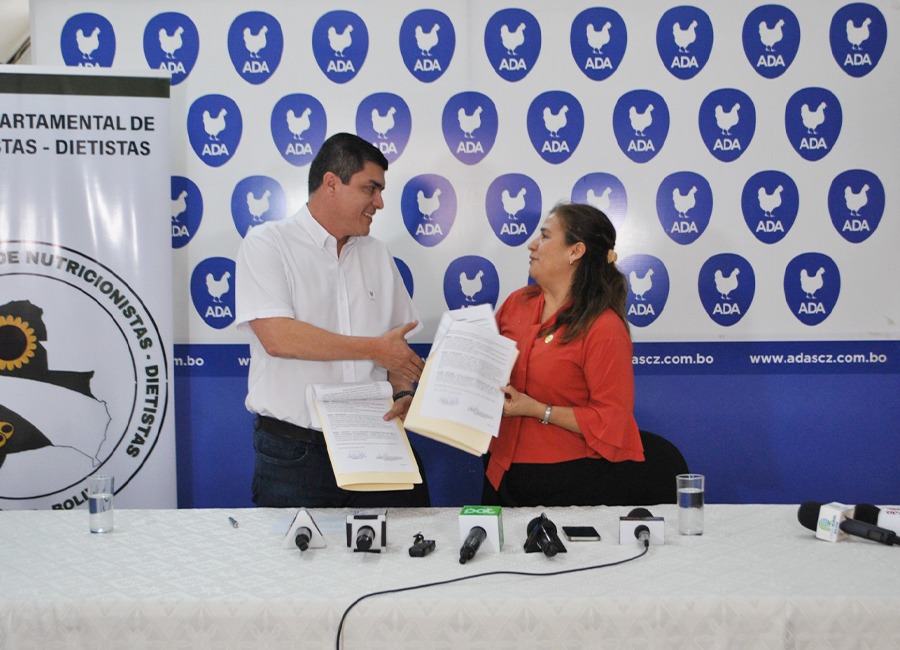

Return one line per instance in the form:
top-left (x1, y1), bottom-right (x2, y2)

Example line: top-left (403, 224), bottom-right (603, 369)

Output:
top-left (1, 505), bottom-right (898, 649)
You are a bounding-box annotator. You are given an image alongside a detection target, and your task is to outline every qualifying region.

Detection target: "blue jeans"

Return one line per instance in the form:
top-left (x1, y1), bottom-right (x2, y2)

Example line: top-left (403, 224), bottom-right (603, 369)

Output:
top-left (252, 427), bottom-right (430, 508)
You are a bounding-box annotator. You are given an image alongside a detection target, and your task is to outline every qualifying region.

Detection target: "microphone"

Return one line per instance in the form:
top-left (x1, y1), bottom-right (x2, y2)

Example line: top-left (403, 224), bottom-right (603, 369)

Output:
top-left (797, 501), bottom-right (898, 545)
top-left (355, 525), bottom-right (375, 551)
top-left (295, 526), bottom-right (312, 551)
top-left (346, 509), bottom-right (387, 553)
top-left (524, 513), bottom-right (566, 556)
top-left (459, 526), bottom-right (486, 564)
top-left (618, 507), bottom-right (665, 546)
top-left (839, 518), bottom-right (898, 547)
top-left (854, 504), bottom-right (900, 536)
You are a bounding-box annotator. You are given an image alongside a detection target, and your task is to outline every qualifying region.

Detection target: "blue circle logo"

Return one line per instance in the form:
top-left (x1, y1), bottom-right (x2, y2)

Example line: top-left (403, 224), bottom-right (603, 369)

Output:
top-left (312, 11), bottom-right (368, 83)
top-left (143, 13), bottom-right (199, 85)
top-left (484, 9), bottom-right (541, 82)
top-left (741, 171), bottom-right (799, 244)
top-left (828, 170), bottom-right (884, 244)
top-left (620, 255), bottom-right (669, 328)
top-left (231, 176), bottom-right (287, 238)
top-left (187, 95), bottom-right (242, 167)
top-left (698, 254), bottom-right (755, 327)
top-left (656, 172), bottom-right (713, 245)
top-left (485, 174), bottom-right (542, 247)
top-left (442, 92), bottom-right (499, 165)
top-left (444, 257), bottom-right (500, 310)
top-left (613, 90), bottom-right (669, 163)
top-left (271, 94), bottom-right (327, 167)
top-left (402, 175), bottom-right (457, 247)
top-left (171, 176), bottom-right (202, 249)
top-left (227, 12), bottom-right (284, 85)
top-left (570, 8), bottom-right (627, 81)
top-left (699, 88), bottom-right (756, 163)
top-left (356, 93), bottom-right (412, 164)
top-left (571, 173), bottom-right (628, 233)
top-left (656, 6), bottom-right (713, 80)
top-left (785, 88), bottom-right (842, 162)
top-left (191, 257), bottom-right (236, 330)
top-left (830, 3), bottom-right (887, 78)
top-left (527, 91), bottom-right (584, 164)
top-left (394, 257), bottom-right (414, 298)
top-left (399, 9), bottom-right (455, 82)
top-left (784, 253), bottom-right (840, 326)
top-left (61, 13), bottom-right (116, 68)
top-left (742, 5), bottom-right (800, 79)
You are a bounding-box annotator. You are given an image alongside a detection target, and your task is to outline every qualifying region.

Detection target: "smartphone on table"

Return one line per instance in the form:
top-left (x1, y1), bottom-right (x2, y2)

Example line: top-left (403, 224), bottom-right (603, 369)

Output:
top-left (561, 525), bottom-right (602, 541)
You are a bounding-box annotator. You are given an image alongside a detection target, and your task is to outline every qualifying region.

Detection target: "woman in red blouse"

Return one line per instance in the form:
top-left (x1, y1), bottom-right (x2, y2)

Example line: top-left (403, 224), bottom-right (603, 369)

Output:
top-left (483, 203), bottom-right (645, 506)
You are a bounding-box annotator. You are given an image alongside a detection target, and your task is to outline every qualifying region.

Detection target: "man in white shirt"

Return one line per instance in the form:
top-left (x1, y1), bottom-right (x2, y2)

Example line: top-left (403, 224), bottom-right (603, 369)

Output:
top-left (235, 133), bottom-right (428, 507)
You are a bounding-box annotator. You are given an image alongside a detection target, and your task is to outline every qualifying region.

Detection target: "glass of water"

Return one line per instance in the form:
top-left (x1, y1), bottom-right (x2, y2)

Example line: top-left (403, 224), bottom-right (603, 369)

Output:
top-left (676, 473), bottom-right (704, 535)
top-left (88, 475), bottom-right (114, 533)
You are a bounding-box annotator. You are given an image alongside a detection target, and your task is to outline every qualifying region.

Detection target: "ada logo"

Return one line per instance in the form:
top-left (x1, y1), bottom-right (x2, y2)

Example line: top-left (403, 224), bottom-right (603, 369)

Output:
top-left (171, 176), bottom-right (203, 249)
top-left (401, 174), bottom-right (457, 247)
top-left (231, 176), bottom-right (287, 238)
top-left (830, 3), bottom-right (886, 78)
top-left (527, 91), bottom-right (584, 164)
top-left (227, 11), bottom-right (284, 85)
top-left (784, 253), bottom-right (840, 326)
top-left (191, 257), bottom-right (236, 329)
top-left (699, 88), bottom-right (756, 163)
top-left (356, 93), bottom-right (412, 164)
top-left (0, 242), bottom-right (167, 509)
top-left (443, 256), bottom-right (500, 310)
top-left (741, 170), bottom-right (799, 244)
top-left (485, 174), bottom-right (542, 247)
top-left (271, 94), bottom-right (326, 167)
top-left (442, 92), bottom-right (499, 165)
top-left (61, 13), bottom-right (115, 67)
top-left (656, 6), bottom-right (713, 80)
top-left (394, 257), bottom-right (415, 298)
top-left (399, 9), bottom-right (456, 82)
top-left (484, 8), bottom-right (541, 82)
top-left (827, 169), bottom-right (884, 244)
top-left (619, 254), bottom-right (669, 328)
top-left (785, 87), bottom-right (842, 162)
top-left (742, 5), bottom-right (800, 79)
top-left (570, 7), bottom-right (627, 81)
top-left (698, 253), bottom-right (755, 327)
top-left (572, 173), bottom-right (628, 232)
top-left (143, 13), bottom-right (199, 85)
top-left (656, 171), bottom-right (713, 245)
top-left (613, 90), bottom-right (669, 163)
top-left (312, 11), bottom-right (368, 83)
top-left (187, 94), bottom-right (242, 167)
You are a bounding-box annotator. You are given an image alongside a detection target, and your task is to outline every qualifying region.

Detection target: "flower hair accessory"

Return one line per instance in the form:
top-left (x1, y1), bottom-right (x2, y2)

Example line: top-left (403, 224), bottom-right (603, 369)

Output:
top-left (607, 249), bottom-right (618, 264)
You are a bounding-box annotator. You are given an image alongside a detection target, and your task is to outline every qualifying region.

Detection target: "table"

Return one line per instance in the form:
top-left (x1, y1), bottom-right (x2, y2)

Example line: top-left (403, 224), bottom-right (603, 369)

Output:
top-left (2, 505), bottom-right (898, 649)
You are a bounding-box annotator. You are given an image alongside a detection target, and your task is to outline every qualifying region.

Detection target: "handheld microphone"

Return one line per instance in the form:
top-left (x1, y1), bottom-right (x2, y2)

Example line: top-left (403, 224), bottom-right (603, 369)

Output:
top-left (355, 525), bottom-right (375, 551)
top-left (282, 508), bottom-right (327, 551)
top-left (524, 513), bottom-right (566, 556)
top-left (346, 509), bottom-right (387, 553)
top-left (459, 526), bottom-right (486, 564)
top-left (853, 504), bottom-right (900, 536)
top-left (839, 518), bottom-right (898, 546)
top-left (797, 501), bottom-right (855, 542)
top-left (295, 526), bottom-right (312, 551)
top-left (457, 505), bottom-right (503, 558)
top-left (618, 507), bottom-right (665, 546)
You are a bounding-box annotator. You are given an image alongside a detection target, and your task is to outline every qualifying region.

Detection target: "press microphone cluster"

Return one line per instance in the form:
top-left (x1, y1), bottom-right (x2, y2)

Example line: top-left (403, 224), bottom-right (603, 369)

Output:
top-left (797, 501), bottom-right (899, 547)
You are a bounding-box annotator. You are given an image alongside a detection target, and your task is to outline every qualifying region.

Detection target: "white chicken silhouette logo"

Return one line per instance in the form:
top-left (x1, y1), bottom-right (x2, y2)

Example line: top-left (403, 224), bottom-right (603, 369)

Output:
top-left (714, 268), bottom-right (740, 300)
top-left (202, 109), bottom-right (227, 141)
top-left (460, 270), bottom-right (484, 303)
top-left (159, 27), bottom-right (184, 59)
top-left (800, 268), bottom-right (825, 299)
top-left (629, 104), bottom-right (654, 137)
top-left (673, 186), bottom-right (697, 219)
top-left (800, 102), bottom-right (826, 134)
top-left (543, 106), bottom-right (568, 138)
top-left (587, 22), bottom-right (611, 54)
top-left (673, 20), bottom-right (698, 53)
top-left (844, 184), bottom-right (869, 217)
top-left (500, 23), bottom-right (526, 55)
top-left (171, 190), bottom-right (188, 223)
top-left (206, 271), bottom-right (231, 304)
top-left (846, 18), bottom-right (871, 51)
top-left (629, 269), bottom-right (654, 300)
top-left (417, 189), bottom-right (441, 220)
top-left (415, 23), bottom-right (440, 56)
top-left (76, 27), bottom-right (101, 61)
top-left (758, 185), bottom-right (783, 218)
top-left (759, 19), bottom-right (784, 52)
top-left (458, 106), bottom-right (482, 138)
top-left (247, 190), bottom-right (271, 223)
top-left (243, 26), bottom-right (268, 58)
top-left (715, 103), bottom-right (740, 136)
top-left (501, 188), bottom-right (526, 220)
top-left (328, 25), bottom-right (353, 57)
top-left (587, 187), bottom-right (612, 213)
top-left (286, 108), bottom-right (311, 140)
top-left (371, 107), bottom-right (396, 139)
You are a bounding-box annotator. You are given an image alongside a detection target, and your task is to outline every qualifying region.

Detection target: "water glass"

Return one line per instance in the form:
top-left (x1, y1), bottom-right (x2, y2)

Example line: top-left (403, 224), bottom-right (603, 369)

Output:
top-left (88, 475), bottom-right (114, 533)
top-left (676, 473), bottom-right (704, 535)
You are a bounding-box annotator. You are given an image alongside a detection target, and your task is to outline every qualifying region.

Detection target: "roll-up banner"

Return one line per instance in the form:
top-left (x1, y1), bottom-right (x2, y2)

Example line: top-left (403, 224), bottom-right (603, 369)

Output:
top-left (0, 66), bottom-right (176, 510)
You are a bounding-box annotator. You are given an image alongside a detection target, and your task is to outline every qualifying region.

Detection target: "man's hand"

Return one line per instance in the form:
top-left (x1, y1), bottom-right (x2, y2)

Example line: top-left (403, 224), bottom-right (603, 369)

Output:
top-left (383, 393), bottom-right (414, 422)
top-left (373, 322), bottom-right (424, 383)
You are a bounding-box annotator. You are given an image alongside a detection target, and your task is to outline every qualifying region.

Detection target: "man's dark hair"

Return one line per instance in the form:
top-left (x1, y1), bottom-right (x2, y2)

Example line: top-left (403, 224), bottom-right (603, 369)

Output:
top-left (308, 133), bottom-right (388, 195)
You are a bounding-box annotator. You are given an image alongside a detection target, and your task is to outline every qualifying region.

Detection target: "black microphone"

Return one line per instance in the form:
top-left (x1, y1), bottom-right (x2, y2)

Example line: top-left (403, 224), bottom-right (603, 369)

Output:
top-left (524, 513), bottom-right (559, 557)
top-left (798, 501), bottom-right (898, 546)
top-left (628, 508), bottom-right (653, 547)
top-left (356, 525), bottom-right (376, 552)
top-left (854, 503), bottom-right (900, 535)
top-left (459, 526), bottom-right (486, 564)
top-left (295, 526), bottom-right (312, 551)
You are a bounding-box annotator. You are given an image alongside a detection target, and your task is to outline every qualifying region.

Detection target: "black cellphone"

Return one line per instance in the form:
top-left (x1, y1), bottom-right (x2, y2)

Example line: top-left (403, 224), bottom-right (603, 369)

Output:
top-left (562, 525), bottom-right (602, 541)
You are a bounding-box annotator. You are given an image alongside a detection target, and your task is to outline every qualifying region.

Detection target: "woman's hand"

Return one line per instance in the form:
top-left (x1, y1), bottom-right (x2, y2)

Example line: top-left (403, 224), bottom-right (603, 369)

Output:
top-left (500, 385), bottom-right (543, 419)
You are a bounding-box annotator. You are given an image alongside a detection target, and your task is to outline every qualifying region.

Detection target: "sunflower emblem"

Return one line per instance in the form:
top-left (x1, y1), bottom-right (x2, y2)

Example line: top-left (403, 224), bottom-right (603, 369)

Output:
top-left (0, 315), bottom-right (38, 372)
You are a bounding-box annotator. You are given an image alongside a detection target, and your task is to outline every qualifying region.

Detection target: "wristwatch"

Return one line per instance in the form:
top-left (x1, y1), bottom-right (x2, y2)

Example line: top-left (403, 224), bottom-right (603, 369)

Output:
top-left (540, 404), bottom-right (552, 425)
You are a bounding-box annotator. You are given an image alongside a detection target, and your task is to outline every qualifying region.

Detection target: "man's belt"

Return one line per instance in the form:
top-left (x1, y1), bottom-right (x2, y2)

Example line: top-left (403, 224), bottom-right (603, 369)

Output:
top-left (254, 415), bottom-right (325, 445)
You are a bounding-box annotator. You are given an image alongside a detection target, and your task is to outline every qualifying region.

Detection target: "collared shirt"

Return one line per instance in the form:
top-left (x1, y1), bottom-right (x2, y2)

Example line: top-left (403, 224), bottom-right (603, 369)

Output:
top-left (486, 287), bottom-right (643, 489)
top-left (235, 205), bottom-right (420, 427)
